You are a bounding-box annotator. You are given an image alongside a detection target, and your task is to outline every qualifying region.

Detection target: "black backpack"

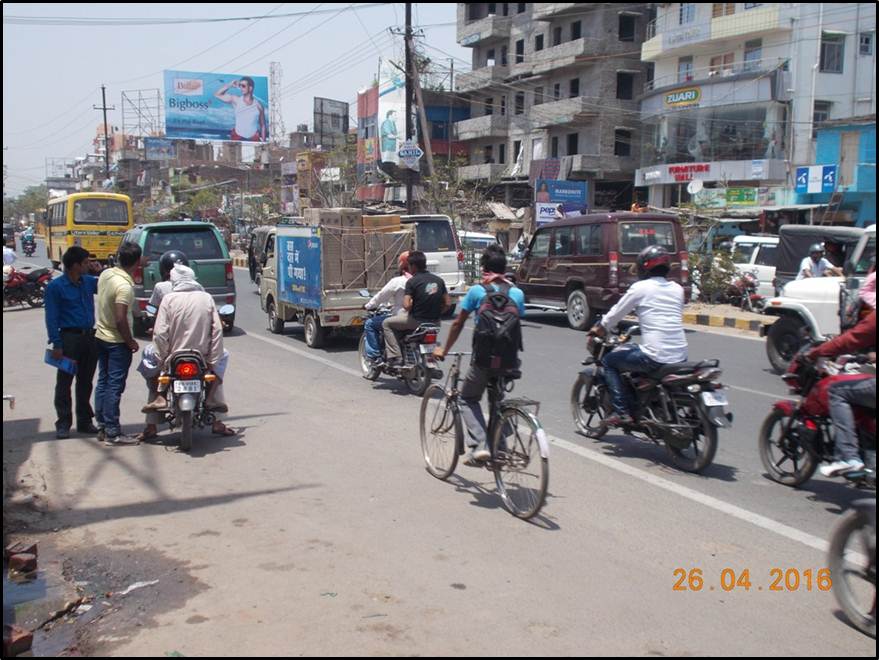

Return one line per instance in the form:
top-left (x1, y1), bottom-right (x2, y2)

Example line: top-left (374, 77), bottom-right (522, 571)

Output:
top-left (472, 284), bottom-right (523, 370)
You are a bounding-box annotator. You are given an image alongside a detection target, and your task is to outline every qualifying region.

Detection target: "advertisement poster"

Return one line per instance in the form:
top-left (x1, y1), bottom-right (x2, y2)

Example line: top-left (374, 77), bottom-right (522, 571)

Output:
top-left (277, 229), bottom-right (321, 309)
top-left (534, 179), bottom-right (588, 205)
top-left (164, 70), bottom-right (269, 142)
top-left (535, 202), bottom-right (560, 226)
top-left (144, 137), bottom-right (177, 161)
top-left (377, 64), bottom-right (406, 165)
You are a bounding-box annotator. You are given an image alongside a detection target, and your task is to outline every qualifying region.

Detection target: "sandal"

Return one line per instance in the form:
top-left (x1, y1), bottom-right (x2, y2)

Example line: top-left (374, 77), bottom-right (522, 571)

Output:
top-left (211, 425), bottom-right (238, 437)
top-left (135, 429), bottom-right (160, 442)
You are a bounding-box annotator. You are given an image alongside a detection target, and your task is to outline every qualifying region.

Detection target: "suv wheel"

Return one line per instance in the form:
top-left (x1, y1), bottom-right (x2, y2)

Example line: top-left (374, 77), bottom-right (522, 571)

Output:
top-left (566, 289), bottom-right (592, 331)
top-left (767, 316), bottom-right (806, 374)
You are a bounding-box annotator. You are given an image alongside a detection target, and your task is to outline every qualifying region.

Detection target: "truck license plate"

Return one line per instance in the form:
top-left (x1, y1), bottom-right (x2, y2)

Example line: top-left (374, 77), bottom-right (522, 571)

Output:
top-left (701, 391), bottom-right (728, 407)
top-left (173, 380), bottom-right (202, 394)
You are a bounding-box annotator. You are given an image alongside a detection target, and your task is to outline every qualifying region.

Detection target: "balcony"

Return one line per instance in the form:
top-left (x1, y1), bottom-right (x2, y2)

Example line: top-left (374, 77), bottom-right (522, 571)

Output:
top-left (569, 154), bottom-right (638, 176)
top-left (456, 65), bottom-right (510, 93)
top-left (457, 14), bottom-right (511, 47)
top-left (644, 5), bottom-right (789, 61)
top-left (532, 3), bottom-right (582, 22)
top-left (645, 57), bottom-right (789, 93)
top-left (531, 96), bottom-right (627, 129)
top-left (458, 163), bottom-right (507, 181)
top-left (454, 114), bottom-right (510, 142)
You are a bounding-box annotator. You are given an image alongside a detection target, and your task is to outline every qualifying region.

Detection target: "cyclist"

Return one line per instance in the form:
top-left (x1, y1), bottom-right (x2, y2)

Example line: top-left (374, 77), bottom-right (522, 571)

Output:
top-left (589, 245), bottom-right (688, 430)
top-left (434, 244), bottom-right (525, 465)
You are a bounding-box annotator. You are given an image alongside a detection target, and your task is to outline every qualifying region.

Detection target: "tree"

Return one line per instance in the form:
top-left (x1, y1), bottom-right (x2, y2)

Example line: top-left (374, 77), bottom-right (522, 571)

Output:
top-left (182, 188), bottom-right (221, 218)
top-left (420, 157), bottom-right (498, 228)
top-left (5, 185), bottom-right (49, 221)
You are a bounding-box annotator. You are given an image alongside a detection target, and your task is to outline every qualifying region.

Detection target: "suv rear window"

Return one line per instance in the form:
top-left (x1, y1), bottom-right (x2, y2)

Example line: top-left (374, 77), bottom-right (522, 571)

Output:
top-left (618, 222), bottom-right (676, 254)
top-left (416, 221), bottom-right (456, 252)
top-left (144, 227), bottom-right (224, 260)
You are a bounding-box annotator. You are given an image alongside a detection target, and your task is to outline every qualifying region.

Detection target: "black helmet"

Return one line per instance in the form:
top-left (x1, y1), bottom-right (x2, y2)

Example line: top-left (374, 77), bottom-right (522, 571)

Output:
top-left (809, 243), bottom-right (824, 256)
top-left (159, 250), bottom-right (189, 280)
top-left (637, 245), bottom-right (672, 279)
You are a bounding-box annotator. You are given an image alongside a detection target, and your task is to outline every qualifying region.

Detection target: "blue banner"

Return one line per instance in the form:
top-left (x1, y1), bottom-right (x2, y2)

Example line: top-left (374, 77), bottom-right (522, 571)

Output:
top-left (144, 138), bottom-right (176, 161)
top-left (278, 230), bottom-right (322, 309)
top-left (535, 179), bottom-right (588, 205)
top-left (164, 70), bottom-right (269, 142)
top-left (795, 165), bottom-right (838, 194)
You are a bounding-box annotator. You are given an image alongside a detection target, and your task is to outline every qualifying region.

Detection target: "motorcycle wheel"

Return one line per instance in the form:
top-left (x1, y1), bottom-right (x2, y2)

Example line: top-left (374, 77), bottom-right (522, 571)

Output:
top-left (829, 508), bottom-right (877, 638)
top-left (26, 282), bottom-right (47, 308)
top-left (405, 357), bottom-right (431, 396)
top-left (665, 403), bottom-right (718, 473)
top-left (358, 333), bottom-right (380, 381)
top-left (758, 409), bottom-right (817, 487)
top-left (571, 374), bottom-right (609, 439)
top-left (179, 411), bottom-right (193, 452)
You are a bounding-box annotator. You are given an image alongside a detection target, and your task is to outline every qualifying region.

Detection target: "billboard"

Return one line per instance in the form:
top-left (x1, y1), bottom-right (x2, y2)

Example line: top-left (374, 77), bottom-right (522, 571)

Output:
top-left (795, 165), bottom-right (837, 194)
top-left (277, 228), bottom-right (322, 309)
top-left (534, 179), bottom-right (588, 205)
top-left (164, 70), bottom-right (269, 142)
top-left (313, 97), bottom-right (350, 151)
top-left (144, 137), bottom-right (177, 161)
top-left (377, 65), bottom-right (407, 165)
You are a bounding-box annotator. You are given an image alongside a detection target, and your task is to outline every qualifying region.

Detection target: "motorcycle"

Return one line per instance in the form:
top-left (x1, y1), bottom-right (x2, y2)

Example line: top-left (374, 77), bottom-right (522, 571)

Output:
top-left (357, 299), bottom-right (443, 396)
top-left (141, 302), bottom-right (235, 335)
top-left (571, 324), bottom-right (732, 473)
top-left (155, 348), bottom-right (217, 452)
top-left (828, 498), bottom-right (876, 638)
top-left (22, 238), bottom-right (36, 258)
top-left (3, 266), bottom-right (52, 308)
top-left (758, 346), bottom-right (876, 488)
top-left (727, 269), bottom-right (765, 313)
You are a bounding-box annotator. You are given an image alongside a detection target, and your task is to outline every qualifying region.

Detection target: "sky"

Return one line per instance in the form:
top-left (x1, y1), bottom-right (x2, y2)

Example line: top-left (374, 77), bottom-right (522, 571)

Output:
top-left (2, 3), bottom-right (470, 196)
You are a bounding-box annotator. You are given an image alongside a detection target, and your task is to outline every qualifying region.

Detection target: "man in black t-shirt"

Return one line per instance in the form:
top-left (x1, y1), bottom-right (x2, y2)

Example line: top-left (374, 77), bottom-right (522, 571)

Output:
top-left (382, 250), bottom-right (449, 366)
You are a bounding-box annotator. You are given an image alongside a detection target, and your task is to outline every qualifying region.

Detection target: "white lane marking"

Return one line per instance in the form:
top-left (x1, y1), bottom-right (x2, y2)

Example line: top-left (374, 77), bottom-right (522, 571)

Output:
top-left (727, 384), bottom-right (793, 400)
top-left (237, 327), bottom-right (828, 555)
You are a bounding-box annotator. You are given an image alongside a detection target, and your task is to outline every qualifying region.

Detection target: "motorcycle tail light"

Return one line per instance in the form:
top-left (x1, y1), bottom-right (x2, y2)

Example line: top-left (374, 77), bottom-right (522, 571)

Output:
top-left (423, 333), bottom-right (437, 344)
top-left (174, 362), bottom-right (199, 379)
top-left (804, 419), bottom-right (818, 431)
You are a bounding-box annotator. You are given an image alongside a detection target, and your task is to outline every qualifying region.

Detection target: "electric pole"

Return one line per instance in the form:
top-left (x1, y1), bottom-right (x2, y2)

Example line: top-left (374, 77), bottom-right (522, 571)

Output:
top-left (404, 2), bottom-right (414, 214)
top-left (448, 59), bottom-right (454, 166)
top-left (94, 85), bottom-right (115, 182)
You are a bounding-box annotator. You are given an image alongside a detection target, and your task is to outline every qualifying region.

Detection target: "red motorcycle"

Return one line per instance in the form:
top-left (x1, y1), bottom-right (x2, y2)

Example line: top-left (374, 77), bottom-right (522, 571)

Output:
top-left (758, 346), bottom-right (876, 488)
top-left (727, 269), bottom-right (765, 313)
top-left (3, 266), bottom-right (52, 308)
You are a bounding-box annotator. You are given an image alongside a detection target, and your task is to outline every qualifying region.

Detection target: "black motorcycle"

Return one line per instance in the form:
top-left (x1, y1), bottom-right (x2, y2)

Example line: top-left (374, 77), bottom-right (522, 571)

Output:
top-left (570, 325), bottom-right (732, 473)
top-left (358, 305), bottom-right (442, 396)
top-left (829, 498), bottom-right (876, 638)
top-left (22, 238), bottom-right (36, 258)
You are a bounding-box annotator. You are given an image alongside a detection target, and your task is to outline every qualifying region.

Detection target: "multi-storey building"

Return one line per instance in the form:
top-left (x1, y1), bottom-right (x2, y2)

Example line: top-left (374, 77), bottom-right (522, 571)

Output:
top-left (636, 2), bottom-right (876, 220)
top-left (454, 3), bottom-right (649, 209)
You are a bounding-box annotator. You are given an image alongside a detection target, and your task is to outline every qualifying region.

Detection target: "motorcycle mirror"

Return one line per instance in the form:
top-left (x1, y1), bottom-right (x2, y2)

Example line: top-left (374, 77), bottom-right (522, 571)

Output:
top-left (626, 324), bottom-right (641, 337)
top-left (219, 304), bottom-right (235, 316)
top-left (358, 289), bottom-right (370, 298)
top-left (145, 304), bottom-right (158, 316)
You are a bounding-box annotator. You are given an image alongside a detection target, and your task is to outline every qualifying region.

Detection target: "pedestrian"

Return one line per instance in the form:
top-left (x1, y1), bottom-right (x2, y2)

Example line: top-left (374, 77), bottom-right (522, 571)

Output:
top-left (44, 246), bottom-right (101, 439)
top-left (94, 242), bottom-right (142, 445)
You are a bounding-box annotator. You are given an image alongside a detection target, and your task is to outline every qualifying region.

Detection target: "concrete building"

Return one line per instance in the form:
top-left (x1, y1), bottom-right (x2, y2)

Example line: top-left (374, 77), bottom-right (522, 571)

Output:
top-left (454, 3), bottom-right (649, 209)
top-left (636, 3), bottom-right (876, 213)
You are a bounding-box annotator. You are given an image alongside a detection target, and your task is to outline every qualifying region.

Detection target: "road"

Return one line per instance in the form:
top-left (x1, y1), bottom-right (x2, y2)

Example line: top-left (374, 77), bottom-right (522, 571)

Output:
top-left (2, 238), bottom-right (874, 656)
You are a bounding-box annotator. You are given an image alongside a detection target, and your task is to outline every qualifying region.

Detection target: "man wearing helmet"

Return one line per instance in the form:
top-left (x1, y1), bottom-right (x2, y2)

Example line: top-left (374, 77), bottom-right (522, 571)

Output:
top-left (588, 245), bottom-right (688, 429)
top-left (796, 243), bottom-right (843, 280)
top-left (149, 250), bottom-right (190, 310)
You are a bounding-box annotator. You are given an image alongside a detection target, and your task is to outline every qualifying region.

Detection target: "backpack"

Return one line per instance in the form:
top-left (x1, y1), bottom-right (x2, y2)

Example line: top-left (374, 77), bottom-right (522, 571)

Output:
top-left (472, 284), bottom-right (523, 371)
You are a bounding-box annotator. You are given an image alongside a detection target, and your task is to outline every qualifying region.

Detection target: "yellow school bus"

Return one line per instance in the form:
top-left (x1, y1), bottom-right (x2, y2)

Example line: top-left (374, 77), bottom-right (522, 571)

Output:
top-left (46, 192), bottom-right (134, 267)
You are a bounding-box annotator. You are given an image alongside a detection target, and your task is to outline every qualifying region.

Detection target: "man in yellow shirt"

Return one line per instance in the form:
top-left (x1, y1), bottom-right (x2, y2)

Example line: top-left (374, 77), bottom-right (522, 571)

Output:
top-left (94, 243), bottom-right (141, 444)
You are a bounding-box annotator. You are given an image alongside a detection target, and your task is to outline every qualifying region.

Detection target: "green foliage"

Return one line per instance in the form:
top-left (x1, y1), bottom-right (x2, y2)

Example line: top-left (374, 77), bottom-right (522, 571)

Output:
top-left (691, 249), bottom-right (737, 303)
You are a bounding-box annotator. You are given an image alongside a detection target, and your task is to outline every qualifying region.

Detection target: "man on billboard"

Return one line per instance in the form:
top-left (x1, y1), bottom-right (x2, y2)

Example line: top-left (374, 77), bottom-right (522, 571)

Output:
top-left (380, 110), bottom-right (399, 162)
top-left (214, 77), bottom-right (266, 142)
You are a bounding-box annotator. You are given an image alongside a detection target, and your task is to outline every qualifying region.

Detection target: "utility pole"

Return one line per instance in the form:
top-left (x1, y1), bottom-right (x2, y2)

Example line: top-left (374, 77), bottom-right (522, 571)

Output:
top-left (94, 85), bottom-right (115, 183)
top-left (404, 3), bottom-right (414, 214)
top-left (448, 58), bottom-right (454, 166)
top-left (411, 54), bottom-right (435, 179)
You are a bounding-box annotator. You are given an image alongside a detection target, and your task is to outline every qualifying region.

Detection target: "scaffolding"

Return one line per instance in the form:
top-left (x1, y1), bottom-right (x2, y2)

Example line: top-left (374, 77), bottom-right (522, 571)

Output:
top-left (121, 88), bottom-right (163, 139)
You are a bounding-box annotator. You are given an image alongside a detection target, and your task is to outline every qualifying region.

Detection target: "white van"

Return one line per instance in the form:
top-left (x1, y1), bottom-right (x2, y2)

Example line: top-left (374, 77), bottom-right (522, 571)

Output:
top-left (401, 215), bottom-right (466, 314)
top-left (459, 231), bottom-right (499, 252)
top-left (732, 235), bottom-right (779, 298)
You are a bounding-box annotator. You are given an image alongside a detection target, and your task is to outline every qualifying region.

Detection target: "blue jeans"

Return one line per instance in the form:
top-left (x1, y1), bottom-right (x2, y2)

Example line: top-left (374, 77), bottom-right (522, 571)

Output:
top-left (364, 314), bottom-right (389, 359)
top-left (601, 344), bottom-right (663, 416)
top-left (95, 339), bottom-right (133, 437)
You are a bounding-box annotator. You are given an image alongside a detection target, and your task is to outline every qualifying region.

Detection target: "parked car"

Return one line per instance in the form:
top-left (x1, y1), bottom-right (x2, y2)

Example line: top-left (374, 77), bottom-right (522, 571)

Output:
top-left (516, 212), bottom-right (691, 330)
top-left (120, 221), bottom-right (236, 336)
top-left (3, 222), bottom-right (15, 249)
top-left (400, 215), bottom-right (466, 314)
top-left (732, 235), bottom-right (779, 298)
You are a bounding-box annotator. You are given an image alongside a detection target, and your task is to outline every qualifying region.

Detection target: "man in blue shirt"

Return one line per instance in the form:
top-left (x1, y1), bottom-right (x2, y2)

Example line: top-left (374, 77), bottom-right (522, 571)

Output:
top-left (434, 244), bottom-right (526, 464)
top-left (44, 246), bottom-right (101, 439)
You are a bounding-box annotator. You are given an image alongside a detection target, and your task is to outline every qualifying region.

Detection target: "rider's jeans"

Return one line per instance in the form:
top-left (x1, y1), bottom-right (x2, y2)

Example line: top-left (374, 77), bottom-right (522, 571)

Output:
top-left (364, 313), bottom-right (389, 358)
top-left (460, 364), bottom-right (492, 449)
top-left (602, 344), bottom-right (663, 416)
top-left (828, 377), bottom-right (876, 462)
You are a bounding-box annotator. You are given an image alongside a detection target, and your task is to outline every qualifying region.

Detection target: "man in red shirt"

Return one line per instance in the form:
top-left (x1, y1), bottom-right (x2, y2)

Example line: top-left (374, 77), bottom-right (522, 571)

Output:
top-left (809, 311), bottom-right (876, 477)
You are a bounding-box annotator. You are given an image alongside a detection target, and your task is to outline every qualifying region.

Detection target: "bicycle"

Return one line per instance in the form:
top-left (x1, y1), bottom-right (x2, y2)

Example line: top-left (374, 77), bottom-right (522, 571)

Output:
top-left (419, 351), bottom-right (550, 520)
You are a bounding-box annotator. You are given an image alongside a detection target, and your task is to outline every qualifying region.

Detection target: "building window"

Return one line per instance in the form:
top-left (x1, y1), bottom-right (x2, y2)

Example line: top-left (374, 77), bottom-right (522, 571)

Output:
top-left (553, 26), bottom-right (563, 46)
top-left (813, 100), bottom-right (832, 139)
top-left (535, 34), bottom-right (544, 51)
top-left (616, 72), bottom-right (634, 100)
top-left (567, 132), bottom-right (579, 155)
top-left (618, 14), bottom-right (636, 42)
top-left (553, 83), bottom-right (561, 100)
top-left (483, 145), bottom-right (494, 164)
top-left (500, 96), bottom-right (507, 116)
top-left (679, 3), bottom-right (696, 25)
top-left (712, 3), bottom-right (734, 18)
top-left (743, 39), bottom-right (762, 71)
top-left (515, 92), bottom-right (525, 115)
top-left (467, 5), bottom-right (480, 21)
top-left (551, 136), bottom-right (559, 158)
top-left (513, 140), bottom-right (522, 162)
top-left (486, 48), bottom-right (496, 66)
top-left (484, 97), bottom-right (494, 116)
top-left (532, 137), bottom-right (544, 161)
top-left (569, 77), bottom-right (580, 98)
top-left (517, 3), bottom-right (526, 14)
top-left (515, 39), bottom-right (525, 64)
top-left (500, 45), bottom-right (508, 66)
top-left (499, 143), bottom-right (506, 164)
top-left (534, 86), bottom-right (544, 105)
top-left (820, 33), bottom-right (845, 73)
top-left (709, 53), bottom-right (734, 76)
top-left (614, 130), bottom-right (633, 157)
top-left (571, 20), bottom-right (582, 40)
top-left (744, 3), bottom-right (762, 8)
top-left (677, 56), bottom-right (694, 82)
top-left (488, 3), bottom-right (497, 15)
top-left (860, 32), bottom-right (874, 56)
top-left (502, 3), bottom-right (509, 17)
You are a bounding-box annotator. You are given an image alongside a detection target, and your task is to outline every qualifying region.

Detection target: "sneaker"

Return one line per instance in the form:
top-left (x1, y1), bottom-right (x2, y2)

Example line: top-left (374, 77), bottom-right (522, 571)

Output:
top-left (820, 459), bottom-right (866, 477)
top-left (55, 428), bottom-right (71, 440)
top-left (463, 445), bottom-right (491, 466)
top-left (601, 413), bottom-right (634, 430)
top-left (105, 434), bottom-right (139, 446)
top-left (76, 423), bottom-right (101, 435)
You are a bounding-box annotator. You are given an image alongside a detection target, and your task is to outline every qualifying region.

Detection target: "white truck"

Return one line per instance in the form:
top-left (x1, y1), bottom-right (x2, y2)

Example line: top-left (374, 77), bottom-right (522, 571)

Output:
top-left (259, 212), bottom-right (413, 348)
top-left (762, 224), bottom-right (875, 373)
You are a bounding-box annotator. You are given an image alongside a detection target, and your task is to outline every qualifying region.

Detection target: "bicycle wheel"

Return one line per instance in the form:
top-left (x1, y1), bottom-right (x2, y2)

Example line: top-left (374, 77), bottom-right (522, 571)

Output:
top-left (492, 407), bottom-right (549, 520)
top-left (420, 384), bottom-right (461, 480)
